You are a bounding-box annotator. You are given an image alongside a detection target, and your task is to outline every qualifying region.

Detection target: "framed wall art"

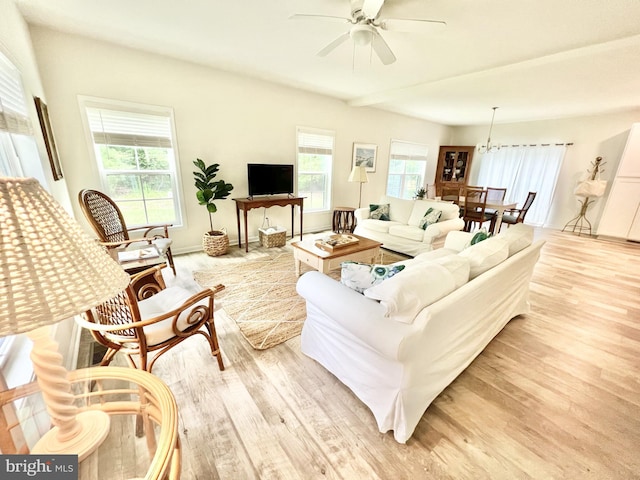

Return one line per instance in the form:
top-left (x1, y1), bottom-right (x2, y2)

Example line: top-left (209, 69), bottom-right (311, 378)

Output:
top-left (352, 143), bottom-right (377, 173)
top-left (34, 96), bottom-right (63, 181)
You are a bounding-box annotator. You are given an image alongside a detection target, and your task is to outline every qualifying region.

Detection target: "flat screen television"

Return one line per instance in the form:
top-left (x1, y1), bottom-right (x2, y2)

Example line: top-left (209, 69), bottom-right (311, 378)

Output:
top-left (247, 163), bottom-right (294, 197)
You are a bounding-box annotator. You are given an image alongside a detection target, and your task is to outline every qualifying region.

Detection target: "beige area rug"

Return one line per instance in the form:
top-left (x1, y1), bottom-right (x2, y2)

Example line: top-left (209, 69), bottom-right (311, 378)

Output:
top-left (193, 249), bottom-right (408, 350)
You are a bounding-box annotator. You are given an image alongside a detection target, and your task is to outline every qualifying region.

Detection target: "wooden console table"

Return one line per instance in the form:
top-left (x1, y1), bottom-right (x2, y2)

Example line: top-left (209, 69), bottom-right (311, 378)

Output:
top-left (233, 196), bottom-right (304, 252)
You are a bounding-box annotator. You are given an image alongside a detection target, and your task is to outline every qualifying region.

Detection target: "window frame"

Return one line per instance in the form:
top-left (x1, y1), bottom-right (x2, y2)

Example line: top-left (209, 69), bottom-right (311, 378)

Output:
top-left (296, 126), bottom-right (335, 213)
top-left (79, 96), bottom-right (186, 228)
top-left (386, 140), bottom-right (428, 200)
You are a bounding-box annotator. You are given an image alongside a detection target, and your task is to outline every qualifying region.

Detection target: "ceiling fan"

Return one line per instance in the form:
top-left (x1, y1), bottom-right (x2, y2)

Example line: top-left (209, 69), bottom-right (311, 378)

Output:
top-left (290, 0), bottom-right (446, 65)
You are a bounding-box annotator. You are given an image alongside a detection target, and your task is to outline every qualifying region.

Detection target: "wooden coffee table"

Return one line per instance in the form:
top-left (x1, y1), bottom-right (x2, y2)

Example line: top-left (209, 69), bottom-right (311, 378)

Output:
top-left (291, 234), bottom-right (382, 276)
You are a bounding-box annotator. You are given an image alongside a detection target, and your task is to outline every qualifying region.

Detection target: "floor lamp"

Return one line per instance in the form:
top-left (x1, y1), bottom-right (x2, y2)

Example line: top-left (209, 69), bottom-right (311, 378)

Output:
top-left (0, 177), bottom-right (130, 460)
top-left (348, 165), bottom-right (369, 208)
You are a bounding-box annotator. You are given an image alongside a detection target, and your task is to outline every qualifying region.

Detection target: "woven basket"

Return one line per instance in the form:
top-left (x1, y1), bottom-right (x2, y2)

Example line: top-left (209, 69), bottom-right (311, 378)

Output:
top-left (259, 227), bottom-right (286, 248)
top-left (203, 229), bottom-right (229, 256)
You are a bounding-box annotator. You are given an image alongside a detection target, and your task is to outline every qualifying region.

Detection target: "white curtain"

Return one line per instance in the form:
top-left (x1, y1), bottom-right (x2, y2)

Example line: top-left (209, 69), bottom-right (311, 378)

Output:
top-left (476, 145), bottom-right (566, 226)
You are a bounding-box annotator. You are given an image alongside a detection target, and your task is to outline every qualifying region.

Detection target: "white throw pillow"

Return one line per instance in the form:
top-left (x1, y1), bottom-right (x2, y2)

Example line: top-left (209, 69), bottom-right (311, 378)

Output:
top-left (458, 237), bottom-right (509, 279)
top-left (364, 262), bottom-right (456, 324)
top-left (496, 223), bottom-right (533, 256)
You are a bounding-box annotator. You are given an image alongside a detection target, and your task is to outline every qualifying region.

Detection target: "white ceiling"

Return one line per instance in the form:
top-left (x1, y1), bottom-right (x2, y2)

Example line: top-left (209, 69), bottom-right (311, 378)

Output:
top-left (16, 0), bottom-right (640, 126)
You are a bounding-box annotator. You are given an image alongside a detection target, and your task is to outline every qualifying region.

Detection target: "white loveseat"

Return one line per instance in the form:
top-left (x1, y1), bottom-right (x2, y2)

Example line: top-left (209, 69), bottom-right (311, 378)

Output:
top-left (296, 224), bottom-right (543, 443)
top-left (354, 195), bottom-right (464, 256)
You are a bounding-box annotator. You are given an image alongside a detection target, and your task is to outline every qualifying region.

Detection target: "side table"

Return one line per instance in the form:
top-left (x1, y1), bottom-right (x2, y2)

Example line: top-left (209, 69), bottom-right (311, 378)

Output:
top-left (332, 207), bottom-right (356, 233)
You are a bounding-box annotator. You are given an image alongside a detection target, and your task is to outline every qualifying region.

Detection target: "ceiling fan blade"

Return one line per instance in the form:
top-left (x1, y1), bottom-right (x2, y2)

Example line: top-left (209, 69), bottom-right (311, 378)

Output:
top-left (317, 32), bottom-right (351, 57)
top-left (379, 18), bottom-right (447, 33)
top-left (289, 14), bottom-right (352, 24)
top-left (362, 0), bottom-right (386, 19)
top-left (371, 30), bottom-right (396, 65)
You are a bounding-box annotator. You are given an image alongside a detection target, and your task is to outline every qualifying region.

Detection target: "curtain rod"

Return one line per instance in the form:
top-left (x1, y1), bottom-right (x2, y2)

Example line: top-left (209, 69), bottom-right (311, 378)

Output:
top-left (499, 142), bottom-right (573, 147)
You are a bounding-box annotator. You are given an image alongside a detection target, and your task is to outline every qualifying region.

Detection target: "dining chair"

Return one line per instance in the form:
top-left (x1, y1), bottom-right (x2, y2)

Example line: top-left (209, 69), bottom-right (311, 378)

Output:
top-left (78, 189), bottom-right (176, 275)
top-left (77, 265), bottom-right (225, 373)
top-left (496, 191), bottom-right (537, 232)
top-left (462, 187), bottom-right (488, 232)
top-left (441, 186), bottom-right (461, 204)
top-left (484, 187), bottom-right (507, 233)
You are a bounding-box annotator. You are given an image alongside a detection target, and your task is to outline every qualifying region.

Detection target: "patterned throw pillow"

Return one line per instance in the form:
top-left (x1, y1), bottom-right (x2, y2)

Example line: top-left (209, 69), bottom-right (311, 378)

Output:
top-left (340, 261), bottom-right (406, 294)
top-left (470, 227), bottom-right (491, 245)
top-left (418, 208), bottom-right (442, 230)
top-left (369, 203), bottom-right (390, 221)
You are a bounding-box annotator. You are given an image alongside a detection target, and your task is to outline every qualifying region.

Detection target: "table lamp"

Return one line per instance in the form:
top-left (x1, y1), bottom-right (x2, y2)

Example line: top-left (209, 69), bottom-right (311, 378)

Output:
top-left (348, 165), bottom-right (369, 208)
top-left (0, 177), bottom-right (130, 460)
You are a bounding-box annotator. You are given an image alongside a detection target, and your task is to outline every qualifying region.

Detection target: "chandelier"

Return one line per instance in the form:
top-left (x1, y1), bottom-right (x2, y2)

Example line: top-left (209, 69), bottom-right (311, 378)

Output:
top-left (477, 107), bottom-right (502, 154)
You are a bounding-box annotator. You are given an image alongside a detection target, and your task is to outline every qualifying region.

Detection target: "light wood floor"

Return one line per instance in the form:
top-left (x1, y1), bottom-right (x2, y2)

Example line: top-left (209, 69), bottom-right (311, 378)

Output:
top-left (133, 229), bottom-right (639, 479)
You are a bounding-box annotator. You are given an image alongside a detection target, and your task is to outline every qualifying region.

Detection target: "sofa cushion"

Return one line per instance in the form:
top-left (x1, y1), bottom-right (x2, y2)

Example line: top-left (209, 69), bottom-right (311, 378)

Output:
top-left (495, 223), bottom-right (534, 256)
top-left (369, 203), bottom-right (390, 221)
top-left (458, 237), bottom-right (509, 279)
top-left (414, 248), bottom-right (459, 263)
top-left (430, 254), bottom-right (470, 289)
top-left (364, 261), bottom-right (458, 324)
top-left (358, 219), bottom-right (403, 234)
top-left (418, 208), bottom-right (442, 230)
top-left (380, 195), bottom-right (414, 224)
top-left (340, 261), bottom-right (406, 294)
top-left (388, 224), bottom-right (425, 242)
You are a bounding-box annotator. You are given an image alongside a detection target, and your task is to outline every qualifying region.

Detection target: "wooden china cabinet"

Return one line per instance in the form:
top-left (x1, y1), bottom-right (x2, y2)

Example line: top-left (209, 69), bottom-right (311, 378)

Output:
top-left (435, 146), bottom-right (475, 196)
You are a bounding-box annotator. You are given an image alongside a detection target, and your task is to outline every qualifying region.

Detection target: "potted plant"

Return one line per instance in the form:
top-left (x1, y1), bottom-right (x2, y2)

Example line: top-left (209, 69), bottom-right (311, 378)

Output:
top-left (193, 158), bottom-right (234, 256)
top-left (414, 187), bottom-right (427, 200)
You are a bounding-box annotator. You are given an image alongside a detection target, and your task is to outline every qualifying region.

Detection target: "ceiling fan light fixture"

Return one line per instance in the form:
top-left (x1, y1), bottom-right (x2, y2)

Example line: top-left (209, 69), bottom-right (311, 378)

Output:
top-left (477, 107), bottom-right (502, 154)
top-left (350, 24), bottom-right (375, 46)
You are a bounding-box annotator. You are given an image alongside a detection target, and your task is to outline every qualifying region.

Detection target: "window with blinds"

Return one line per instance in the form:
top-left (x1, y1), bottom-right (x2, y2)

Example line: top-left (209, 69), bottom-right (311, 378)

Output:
top-left (386, 140), bottom-right (428, 199)
top-left (82, 99), bottom-right (183, 227)
top-left (0, 52), bottom-right (33, 177)
top-left (296, 127), bottom-right (334, 212)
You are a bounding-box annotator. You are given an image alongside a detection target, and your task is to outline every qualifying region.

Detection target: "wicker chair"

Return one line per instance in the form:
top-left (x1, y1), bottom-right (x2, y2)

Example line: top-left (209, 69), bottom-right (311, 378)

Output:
top-left (462, 187), bottom-right (488, 232)
top-left (78, 189), bottom-right (176, 275)
top-left (77, 265), bottom-right (225, 373)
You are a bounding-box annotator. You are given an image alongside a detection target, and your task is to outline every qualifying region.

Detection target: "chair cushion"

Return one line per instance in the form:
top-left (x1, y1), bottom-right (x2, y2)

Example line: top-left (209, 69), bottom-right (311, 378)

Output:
top-left (138, 287), bottom-right (209, 346)
top-left (358, 219), bottom-right (402, 233)
top-left (152, 238), bottom-right (173, 255)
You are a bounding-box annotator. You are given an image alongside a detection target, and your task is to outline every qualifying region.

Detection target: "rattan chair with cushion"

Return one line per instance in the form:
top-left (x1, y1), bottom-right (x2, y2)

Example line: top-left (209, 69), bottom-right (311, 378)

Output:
top-left (77, 265), bottom-right (225, 373)
top-left (462, 187), bottom-right (488, 232)
top-left (78, 189), bottom-right (176, 275)
top-left (496, 191), bottom-right (537, 232)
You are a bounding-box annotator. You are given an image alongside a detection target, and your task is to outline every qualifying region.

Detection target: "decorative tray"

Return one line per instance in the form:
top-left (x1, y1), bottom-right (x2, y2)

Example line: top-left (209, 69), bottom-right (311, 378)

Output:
top-left (314, 234), bottom-right (360, 252)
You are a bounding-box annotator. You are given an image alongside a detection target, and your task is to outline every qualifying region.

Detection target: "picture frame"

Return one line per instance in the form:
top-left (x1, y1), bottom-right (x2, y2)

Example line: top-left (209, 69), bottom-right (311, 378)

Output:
top-left (34, 96), bottom-right (63, 181)
top-left (352, 143), bottom-right (377, 173)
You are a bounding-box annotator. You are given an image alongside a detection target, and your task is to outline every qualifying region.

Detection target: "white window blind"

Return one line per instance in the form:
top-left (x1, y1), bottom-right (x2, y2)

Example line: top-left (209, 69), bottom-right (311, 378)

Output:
top-left (86, 107), bottom-right (172, 148)
top-left (0, 54), bottom-right (32, 137)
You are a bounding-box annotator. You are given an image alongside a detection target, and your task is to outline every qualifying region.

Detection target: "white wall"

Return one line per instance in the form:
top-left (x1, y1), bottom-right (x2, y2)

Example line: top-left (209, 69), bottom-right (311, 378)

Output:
top-left (452, 110), bottom-right (640, 230)
top-left (29, 26), bottom-right (452, 253)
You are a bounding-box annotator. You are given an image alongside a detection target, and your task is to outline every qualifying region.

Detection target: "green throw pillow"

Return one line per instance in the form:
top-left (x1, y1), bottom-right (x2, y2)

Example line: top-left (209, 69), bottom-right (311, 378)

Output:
top-left (340, 261), bottom-right (406, 294)
top-left (369, 203), bottom-right (391, 221)
top-left (419, 208), bottom-right (442, 230)
top-left (470, 228), bottom-right (492, 245)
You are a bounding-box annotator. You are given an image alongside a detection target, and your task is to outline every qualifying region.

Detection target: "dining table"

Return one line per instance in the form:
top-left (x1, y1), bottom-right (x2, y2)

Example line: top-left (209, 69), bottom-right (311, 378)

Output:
top-left (456, 196), bottom-right (518, 234)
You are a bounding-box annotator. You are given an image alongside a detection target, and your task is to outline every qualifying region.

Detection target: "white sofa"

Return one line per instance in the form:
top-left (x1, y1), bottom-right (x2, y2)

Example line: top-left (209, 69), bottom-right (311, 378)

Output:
top-left (354, 195), bottom-right (464, 256)
top-left (296, 224), bottom-right (543, 443)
